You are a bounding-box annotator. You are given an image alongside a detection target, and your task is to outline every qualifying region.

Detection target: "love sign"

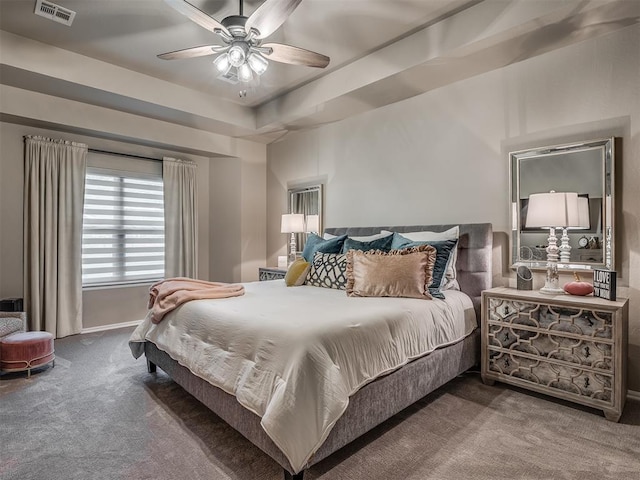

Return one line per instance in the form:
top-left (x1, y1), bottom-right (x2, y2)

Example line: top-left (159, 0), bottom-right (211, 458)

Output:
top-left (593, 268), bottom-right (617, 301)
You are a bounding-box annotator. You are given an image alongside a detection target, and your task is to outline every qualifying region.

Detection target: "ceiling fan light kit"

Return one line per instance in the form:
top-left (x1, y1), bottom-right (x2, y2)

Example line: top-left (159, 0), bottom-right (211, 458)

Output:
top-left (161, 0), bottom-right (329, 85)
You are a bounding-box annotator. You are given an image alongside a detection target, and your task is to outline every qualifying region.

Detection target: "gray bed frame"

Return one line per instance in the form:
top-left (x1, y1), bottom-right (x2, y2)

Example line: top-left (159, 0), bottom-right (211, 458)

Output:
top-left (143, 223), bottom-right (493, 479)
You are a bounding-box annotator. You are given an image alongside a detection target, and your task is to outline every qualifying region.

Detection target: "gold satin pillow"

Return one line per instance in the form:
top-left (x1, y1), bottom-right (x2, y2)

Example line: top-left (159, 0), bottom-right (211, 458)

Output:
top-left (285, 259), bottom-right (311, 286)
top-left (345, 245), bottom-right (437, 299)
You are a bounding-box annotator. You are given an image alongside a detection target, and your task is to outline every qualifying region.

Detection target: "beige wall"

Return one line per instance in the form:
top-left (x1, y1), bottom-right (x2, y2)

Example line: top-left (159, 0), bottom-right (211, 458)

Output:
top-left (0, 106), bottom-right (266, 332)
top-left (210, 157), bottom-right (243, 283)
top-left (267, 26), bottom-right (640, 389)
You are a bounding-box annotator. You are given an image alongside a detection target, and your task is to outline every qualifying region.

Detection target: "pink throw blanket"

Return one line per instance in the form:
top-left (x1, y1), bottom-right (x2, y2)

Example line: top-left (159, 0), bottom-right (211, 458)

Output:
top-left (148, 277), bottom-right (245, 324)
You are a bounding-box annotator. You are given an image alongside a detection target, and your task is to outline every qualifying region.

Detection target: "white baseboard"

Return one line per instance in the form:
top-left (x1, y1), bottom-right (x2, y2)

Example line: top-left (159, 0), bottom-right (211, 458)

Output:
top-left (81, 319), bottom-right (143, 334)
top-left (628, 390), bottom-right (640, 402)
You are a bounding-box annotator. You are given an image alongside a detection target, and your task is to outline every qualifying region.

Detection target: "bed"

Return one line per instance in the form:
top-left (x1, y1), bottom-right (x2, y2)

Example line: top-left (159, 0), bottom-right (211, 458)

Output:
top-left (130, 223), bottom-right (492, 479)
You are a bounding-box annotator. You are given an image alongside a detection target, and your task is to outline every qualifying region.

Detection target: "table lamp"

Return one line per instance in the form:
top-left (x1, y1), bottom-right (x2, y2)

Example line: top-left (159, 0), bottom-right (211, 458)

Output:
top-left (305, 214), bottom-right (320, 234)
top-left (281, 213), bottom-right (305, 266)
top-left (525, 191), bottom-right (580, 294)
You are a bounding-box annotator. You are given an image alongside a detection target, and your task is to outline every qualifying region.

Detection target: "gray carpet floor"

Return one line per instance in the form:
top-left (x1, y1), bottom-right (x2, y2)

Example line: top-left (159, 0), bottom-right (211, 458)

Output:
top-left (1, 326), bottom-right (640, 480)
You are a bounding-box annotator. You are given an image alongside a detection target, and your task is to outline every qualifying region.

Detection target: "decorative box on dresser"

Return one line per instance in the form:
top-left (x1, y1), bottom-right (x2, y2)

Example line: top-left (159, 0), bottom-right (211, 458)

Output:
top-left (258, 267), bottom-right (287, 281)
top-left (481, 287), bottom-right (629, 422)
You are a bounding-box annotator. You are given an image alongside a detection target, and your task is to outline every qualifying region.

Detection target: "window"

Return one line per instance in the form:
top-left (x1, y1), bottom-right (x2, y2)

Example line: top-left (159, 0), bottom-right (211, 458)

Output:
top-left (82, 167), bottom-right (164, 287)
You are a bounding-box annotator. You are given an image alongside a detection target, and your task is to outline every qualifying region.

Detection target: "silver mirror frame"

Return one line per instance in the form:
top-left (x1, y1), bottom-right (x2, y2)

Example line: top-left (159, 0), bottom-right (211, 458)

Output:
top-left (288, 184), bottom-right (324, 250)
top-left (510, 138), bottom-right (615, 272)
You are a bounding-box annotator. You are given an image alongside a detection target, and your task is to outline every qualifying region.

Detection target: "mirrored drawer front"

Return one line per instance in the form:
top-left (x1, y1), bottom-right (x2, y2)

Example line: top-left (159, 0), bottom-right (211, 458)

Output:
top-left (259, 268), bottom-right (286, 281)
top-left (488, 298), bottom-right (613, 339)
top-left (488, 324), bottom-right (613, 370)
top-left (488, 350), bottom-right (613, 404)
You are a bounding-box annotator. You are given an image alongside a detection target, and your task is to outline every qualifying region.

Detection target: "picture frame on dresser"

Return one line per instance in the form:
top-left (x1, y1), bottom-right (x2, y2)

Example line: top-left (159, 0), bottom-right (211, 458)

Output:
top-left (481, 287), bottom-right (628, 422)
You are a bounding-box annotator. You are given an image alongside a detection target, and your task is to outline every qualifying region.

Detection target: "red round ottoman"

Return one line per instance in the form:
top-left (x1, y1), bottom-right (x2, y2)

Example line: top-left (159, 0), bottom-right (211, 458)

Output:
top-left (0, 331), bottom-right (55, 377)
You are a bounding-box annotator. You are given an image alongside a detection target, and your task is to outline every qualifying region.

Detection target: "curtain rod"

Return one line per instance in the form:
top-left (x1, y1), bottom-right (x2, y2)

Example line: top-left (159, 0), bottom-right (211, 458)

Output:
top-left (88, 148), bottom-right (161, 162)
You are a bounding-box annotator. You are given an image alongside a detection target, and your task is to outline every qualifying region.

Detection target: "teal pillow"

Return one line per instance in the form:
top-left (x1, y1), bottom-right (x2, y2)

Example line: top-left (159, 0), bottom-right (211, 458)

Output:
top-left (302, 234), bottom-right (347, 262)
top-left (342, 234), bottom-right (393, 253)
top-left (391, 232), bottom-right (412, 249)
top-left (392, 234), bottom-right (458, 299)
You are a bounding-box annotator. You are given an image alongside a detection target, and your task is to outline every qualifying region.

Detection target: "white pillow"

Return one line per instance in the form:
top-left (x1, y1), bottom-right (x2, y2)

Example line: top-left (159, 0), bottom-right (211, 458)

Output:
top-left (323, 231), bottom-right (392, 242)
top-left (382, 226), bottom-right (460, 290)
top-left (381, 226), bottom-right (459, 242)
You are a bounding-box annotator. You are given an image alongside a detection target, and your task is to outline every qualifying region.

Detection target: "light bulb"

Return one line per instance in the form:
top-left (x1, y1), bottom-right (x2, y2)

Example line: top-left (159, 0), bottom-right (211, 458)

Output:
top-left (213, 54), bottom-right (231, 75)
top-left (237, 63), bottom-right (253, 83)
top-left (247, 52), bottom-right (268, 76)
top-left (228, 45), bottom-right (246, 68)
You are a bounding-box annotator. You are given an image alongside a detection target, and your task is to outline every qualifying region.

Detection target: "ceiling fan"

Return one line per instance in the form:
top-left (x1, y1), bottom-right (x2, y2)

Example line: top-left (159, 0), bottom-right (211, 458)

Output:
top-left (159, 0), bottom-right (330, 83)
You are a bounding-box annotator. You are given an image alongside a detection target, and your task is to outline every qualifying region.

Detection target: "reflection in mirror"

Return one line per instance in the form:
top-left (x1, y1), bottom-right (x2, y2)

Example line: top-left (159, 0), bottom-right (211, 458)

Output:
top-left (510, 138), bottom-right (615, 271)
top-left (288, 184), bottom-right (323, 252)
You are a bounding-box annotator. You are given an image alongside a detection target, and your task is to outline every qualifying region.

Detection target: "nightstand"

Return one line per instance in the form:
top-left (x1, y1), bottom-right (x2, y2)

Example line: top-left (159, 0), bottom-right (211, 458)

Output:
top-left (258, 267), bottom-right (287, 281)
top-left (481, 287), bottom-right (628, 422)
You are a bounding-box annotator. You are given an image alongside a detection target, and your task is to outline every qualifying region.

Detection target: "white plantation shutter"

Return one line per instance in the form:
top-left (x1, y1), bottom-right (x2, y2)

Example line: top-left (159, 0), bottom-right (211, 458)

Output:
top-left (82, 167), bottom-right (165, 286)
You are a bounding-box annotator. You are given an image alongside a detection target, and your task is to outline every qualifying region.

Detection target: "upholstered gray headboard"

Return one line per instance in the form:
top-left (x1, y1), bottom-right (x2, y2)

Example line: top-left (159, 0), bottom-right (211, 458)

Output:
top-left (324, 223), bottom-right (493, 319)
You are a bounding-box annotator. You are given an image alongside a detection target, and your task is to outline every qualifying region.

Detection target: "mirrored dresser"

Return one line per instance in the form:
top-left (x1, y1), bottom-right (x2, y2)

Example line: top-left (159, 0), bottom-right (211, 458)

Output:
top-left (481, 287), bottom-right (628, 422)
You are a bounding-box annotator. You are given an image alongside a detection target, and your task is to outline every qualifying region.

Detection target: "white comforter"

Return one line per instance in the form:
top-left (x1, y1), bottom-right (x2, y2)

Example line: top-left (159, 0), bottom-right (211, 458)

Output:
top-left (129, 280), bottom-right (476, 473)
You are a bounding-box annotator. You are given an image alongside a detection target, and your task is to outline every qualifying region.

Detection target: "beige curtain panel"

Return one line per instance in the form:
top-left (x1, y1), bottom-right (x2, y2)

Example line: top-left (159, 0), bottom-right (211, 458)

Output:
top-left (23, 136), bottom-right (87, 338)
top-left (163, 157), bottom-right (197, 278)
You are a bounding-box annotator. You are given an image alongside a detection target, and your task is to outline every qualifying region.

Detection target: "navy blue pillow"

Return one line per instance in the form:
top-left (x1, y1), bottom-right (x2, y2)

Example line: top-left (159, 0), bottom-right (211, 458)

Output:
top-left (391, 234), bottom-right (458, 299)
top-left (302, 234), bottom-right (348, 262)
top-left (341, 234), bottom-right (393, 253)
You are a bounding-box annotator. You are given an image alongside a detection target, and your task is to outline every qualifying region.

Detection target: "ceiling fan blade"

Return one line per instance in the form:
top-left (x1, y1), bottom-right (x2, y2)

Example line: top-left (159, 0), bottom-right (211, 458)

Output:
top-left (158, 45), bottom-right (228, 60)
top-left (164, 0), bottom-right (230, 36)
top-left (262, 43), bottom-right (329, 68)
top-left (245, 0), bottom-right (302, 39)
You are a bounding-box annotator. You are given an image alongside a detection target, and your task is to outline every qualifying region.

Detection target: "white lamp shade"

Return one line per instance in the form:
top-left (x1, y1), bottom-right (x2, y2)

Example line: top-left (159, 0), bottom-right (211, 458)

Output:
top-left (526, 191), bottom-right (580, 228)
top-left (572, 196), bottom-right (591, 229)
top-left (281, 213), bottom-right (305, 233)
top-left (305, 214), bottom-right (320, 233)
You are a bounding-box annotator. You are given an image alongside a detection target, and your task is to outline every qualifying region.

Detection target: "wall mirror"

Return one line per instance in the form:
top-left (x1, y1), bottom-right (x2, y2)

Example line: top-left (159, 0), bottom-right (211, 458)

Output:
top-left (289, 184), bottom-right (323, 251)
top-left (510, 138), bottom-right (615, 271)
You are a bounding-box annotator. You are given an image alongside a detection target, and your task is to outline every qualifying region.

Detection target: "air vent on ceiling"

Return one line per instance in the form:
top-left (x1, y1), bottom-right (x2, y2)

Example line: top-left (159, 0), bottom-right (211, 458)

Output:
top-left (34, 0), bottom-right (76, 26)
top-left (217, 70), bottom-right (239, 85)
